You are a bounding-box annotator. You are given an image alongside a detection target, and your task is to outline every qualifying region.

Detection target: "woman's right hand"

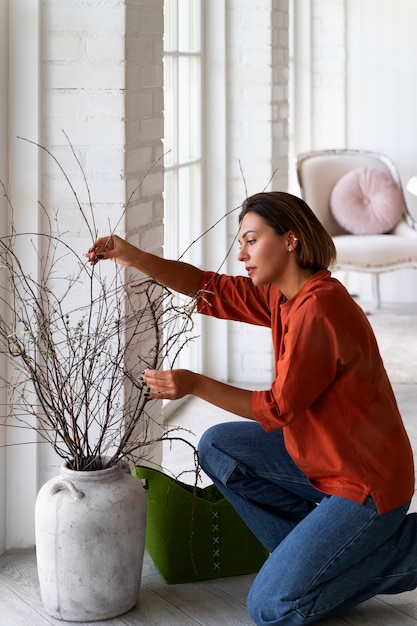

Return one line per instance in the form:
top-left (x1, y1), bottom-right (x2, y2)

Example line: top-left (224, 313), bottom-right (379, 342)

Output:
top-left (85, 233), bottom-right (203, 297)
top-left (84, 234), bottom-right (139, 267)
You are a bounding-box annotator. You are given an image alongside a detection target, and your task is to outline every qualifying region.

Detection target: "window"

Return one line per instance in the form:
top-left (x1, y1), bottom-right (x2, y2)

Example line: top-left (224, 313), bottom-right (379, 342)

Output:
top-left (163, 0), bottom-right (203, 374)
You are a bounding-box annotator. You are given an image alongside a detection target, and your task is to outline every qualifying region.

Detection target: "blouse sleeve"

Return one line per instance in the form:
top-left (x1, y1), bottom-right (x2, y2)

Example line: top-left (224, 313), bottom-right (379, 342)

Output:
top-left (196, 270), bottom-right (274, 327)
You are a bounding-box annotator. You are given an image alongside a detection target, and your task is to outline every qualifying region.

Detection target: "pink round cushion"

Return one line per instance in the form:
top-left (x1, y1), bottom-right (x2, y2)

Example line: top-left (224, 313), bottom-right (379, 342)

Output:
top-left (330, 167), bottom-right (404, 234)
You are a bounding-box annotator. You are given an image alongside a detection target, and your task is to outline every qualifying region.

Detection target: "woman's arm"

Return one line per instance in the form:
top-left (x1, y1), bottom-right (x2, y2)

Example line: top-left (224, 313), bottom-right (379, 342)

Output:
top-left (85, 234), bottom-right (203, 297)
top-left (142, 369), bottom-right (256, 420)
top-left (86, 237), bottom-right (257, 419)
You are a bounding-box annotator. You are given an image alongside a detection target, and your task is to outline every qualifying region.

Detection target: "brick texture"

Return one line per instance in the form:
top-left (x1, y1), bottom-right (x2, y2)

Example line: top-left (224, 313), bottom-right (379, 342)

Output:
top-left (40, 0), bottom-right (165, 471)
top-left (227, 0), bottom-right (289, 383)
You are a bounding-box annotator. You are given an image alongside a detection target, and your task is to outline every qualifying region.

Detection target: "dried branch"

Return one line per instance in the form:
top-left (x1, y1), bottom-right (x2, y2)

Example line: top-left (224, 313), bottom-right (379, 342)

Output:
top-left (0, 138), bottom-right (197, 471)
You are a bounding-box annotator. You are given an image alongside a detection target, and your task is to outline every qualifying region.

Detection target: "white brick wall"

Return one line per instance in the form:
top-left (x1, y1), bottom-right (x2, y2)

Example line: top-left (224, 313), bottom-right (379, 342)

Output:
top-left (42, 0), bottom-right (127, 250)
top-left (272, 0), bottom-right (290, 191)
top-left (0, 0), bottom-right (8, 556)
top-left (40, 0), bottom-right (164, 268)
top-left (38, 0), bottom-right (165, 485)
top-left (227, 0), bottom-right (289, 384)
top-left (125, 0), bottom-right (164, 258)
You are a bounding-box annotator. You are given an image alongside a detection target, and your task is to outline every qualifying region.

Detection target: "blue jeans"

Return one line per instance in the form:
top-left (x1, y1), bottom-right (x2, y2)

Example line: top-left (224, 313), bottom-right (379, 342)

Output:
top-left (198, 421), bottom-right (417, 626)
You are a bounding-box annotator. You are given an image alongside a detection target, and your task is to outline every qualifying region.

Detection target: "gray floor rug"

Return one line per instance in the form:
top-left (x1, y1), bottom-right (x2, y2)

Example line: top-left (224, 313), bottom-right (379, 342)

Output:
top-left (365, 302), bottom-right (417, 384)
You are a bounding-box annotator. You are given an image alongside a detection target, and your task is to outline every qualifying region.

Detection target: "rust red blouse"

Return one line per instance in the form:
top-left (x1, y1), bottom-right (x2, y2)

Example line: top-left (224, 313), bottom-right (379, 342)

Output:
top-left (197, 269), bottom-right (414, 514)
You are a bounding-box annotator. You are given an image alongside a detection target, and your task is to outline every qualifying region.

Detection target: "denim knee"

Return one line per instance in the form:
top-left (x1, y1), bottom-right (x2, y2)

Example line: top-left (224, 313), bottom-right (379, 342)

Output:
top-left (247, 578), bottom-right (296, 626)
top-left (247, 579), bottom-right (307, 626)
top-left (198, 422), bottom-right (246, 485)
top-left (197, 423), bottom-right (230, 478)
top-left (197, 424), bottom-right (218, 469)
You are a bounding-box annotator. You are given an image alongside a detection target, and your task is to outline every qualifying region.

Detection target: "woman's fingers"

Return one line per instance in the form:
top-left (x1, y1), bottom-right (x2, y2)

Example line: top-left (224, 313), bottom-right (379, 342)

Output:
top-left (84, 235), bottom-right (116, 264)
top-left (142, 369), bottom-right (189, 400)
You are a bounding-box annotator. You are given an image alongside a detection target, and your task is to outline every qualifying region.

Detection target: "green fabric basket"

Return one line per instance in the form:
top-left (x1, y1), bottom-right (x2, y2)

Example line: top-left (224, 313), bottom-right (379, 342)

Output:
top-left (135, 465), bottom-right (268, 584)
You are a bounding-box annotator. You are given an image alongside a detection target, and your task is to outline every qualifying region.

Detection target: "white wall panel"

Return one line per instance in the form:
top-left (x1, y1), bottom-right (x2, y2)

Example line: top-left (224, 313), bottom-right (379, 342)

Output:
top-left (346, 0), bottom-right (417, 222)
top-left (292, 0), bottom-right (417, 302)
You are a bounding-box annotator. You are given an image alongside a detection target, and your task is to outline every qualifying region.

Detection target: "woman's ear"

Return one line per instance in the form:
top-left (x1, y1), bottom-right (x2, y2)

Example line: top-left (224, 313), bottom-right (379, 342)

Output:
top-left (285, 231), bottom-right (298, 252)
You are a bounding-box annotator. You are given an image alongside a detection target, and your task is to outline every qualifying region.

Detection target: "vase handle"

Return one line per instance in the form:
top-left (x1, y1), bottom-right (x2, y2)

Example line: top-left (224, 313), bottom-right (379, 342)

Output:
top-left (119, 460), bottom-right (131, 474)
top-left (50, 479), bottom-right (85, 501)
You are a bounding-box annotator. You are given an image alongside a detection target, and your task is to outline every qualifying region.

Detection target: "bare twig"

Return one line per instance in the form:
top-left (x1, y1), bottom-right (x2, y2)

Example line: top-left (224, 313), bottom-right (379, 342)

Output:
top-left (0, 139), bottom-right (196, 471)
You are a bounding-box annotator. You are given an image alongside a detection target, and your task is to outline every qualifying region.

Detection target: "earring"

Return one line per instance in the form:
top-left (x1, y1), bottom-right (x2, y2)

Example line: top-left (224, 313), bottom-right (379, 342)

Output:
top-left (288, 247), bottom-right (293, 252)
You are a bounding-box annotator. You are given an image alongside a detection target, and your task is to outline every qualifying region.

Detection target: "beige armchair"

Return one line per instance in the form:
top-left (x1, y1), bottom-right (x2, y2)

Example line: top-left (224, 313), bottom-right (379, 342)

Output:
top-left (296, 149), bottom-right (417, 307)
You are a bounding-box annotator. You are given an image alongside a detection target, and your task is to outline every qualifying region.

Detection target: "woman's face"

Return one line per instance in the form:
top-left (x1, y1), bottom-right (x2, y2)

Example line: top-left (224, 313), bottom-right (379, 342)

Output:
top-left (237, 212), bottom-right (291, 286)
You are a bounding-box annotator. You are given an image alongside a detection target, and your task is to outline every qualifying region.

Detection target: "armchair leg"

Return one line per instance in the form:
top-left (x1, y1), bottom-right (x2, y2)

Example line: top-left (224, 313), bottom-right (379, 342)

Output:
top-left (371, 274), bottom-right (381, 309)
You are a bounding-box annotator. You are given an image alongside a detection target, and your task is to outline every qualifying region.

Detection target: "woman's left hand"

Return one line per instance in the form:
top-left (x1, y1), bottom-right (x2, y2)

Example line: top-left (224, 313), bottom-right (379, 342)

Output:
top-left (142, 368), bottom-right (255, 420)
top-left (142, 369), bottom-right (194, 400)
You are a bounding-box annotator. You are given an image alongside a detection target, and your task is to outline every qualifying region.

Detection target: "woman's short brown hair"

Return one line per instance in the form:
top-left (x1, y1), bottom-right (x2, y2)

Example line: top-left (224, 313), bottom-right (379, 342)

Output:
top-left (239, 191), bottom-right (336, 271)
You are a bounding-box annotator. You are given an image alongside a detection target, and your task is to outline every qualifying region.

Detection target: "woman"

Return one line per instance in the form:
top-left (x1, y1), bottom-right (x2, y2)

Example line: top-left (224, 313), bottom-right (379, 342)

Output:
top-left (86, 191), bottom-right (416, 626)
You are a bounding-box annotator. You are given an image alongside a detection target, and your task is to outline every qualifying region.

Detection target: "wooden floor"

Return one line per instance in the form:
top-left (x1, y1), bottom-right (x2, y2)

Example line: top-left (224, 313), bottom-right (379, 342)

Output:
top-left (1, 381), bottom-right (416, 625)
top-left (1, 537), bottom-right (417, 626)
top-left (1, 302), bottom-right (417, 625)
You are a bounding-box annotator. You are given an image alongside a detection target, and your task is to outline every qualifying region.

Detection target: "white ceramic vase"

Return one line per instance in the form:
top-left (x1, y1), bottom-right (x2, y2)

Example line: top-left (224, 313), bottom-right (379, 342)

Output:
top-left (35, 460), bottom-right (146, 622)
